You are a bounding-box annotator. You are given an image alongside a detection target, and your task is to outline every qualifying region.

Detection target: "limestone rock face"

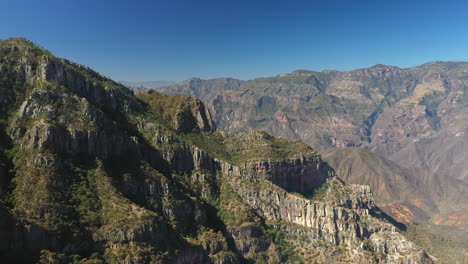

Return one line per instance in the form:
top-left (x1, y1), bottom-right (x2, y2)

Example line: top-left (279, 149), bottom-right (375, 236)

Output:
top-left (137, 90), bottom-right (216, 135)
top-left (9, 90), bottom-right (140, 158)
top-left (217, 163), bottom-right (429, 264)
top-left (173, 97), bottom-right (216, 133)
top-left (36, 55), bottom-right (141, 114)
top-left (241, 155), bottom-right (330, 194)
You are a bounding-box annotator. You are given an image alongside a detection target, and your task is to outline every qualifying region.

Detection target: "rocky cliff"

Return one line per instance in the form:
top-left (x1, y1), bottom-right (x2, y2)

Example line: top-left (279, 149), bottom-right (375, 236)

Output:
top-left (0, 38), bottom-right (435, 263)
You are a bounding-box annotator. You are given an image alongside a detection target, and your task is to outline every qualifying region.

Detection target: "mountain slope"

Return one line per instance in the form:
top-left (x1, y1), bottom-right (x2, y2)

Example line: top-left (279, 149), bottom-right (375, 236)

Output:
top-left (0, 38), bottom-right (433, 263)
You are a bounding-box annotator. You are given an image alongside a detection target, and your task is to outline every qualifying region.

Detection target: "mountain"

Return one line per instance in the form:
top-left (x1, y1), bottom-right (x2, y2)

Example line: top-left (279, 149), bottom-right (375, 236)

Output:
top-left (119, 80), bottom-right (176, 93)
top-left (0, 38), bottom-right (438, 263)
top-left (157, 63), bottom-right (468, 246)
top-left (158, 77), bottom-right (245, 99)
top-left (159, 63), bottom-right (468, 181)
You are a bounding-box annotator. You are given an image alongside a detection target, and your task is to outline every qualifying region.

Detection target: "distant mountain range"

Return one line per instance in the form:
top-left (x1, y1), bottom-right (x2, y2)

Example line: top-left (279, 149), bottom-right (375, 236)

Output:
top-left (154, 62), bottom-right (468, 246)
top-left (119, 80), bottom-right (176, 92)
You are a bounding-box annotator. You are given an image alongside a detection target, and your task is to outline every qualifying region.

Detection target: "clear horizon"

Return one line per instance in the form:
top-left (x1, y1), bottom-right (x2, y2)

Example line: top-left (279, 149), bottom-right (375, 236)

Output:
top-left (2, 0), bottom-right (468, 82)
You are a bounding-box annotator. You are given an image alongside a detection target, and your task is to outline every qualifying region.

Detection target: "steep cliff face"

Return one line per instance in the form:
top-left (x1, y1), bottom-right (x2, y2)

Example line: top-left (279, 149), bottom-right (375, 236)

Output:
top-left (138, 90), bottom-right (216, 133)
top-left (217, 163), bottom-right (430, 264)
top-left (241, 155), bottom-right (328, 195)
top-left (0, 38), bottom-right (435, 264)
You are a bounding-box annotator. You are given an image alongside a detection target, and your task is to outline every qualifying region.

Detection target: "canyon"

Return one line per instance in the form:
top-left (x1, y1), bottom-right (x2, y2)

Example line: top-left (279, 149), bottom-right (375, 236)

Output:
top-left (0, 38), bottom-right (444, 263)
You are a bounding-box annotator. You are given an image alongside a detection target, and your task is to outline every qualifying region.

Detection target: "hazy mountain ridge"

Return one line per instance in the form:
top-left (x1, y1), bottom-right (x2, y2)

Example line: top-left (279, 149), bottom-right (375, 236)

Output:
top-left (119, 80), bottom-right (176, 93)
top-left (158, 77), bottom-right (245, 100)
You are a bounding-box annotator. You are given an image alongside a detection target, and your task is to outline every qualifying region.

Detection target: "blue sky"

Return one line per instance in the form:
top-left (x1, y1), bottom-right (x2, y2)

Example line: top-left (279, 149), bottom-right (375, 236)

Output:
top-left (1, 0), bottom-right (468, 82)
